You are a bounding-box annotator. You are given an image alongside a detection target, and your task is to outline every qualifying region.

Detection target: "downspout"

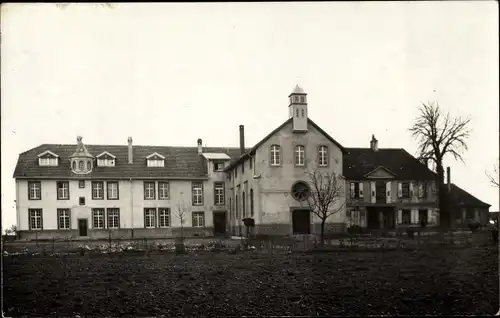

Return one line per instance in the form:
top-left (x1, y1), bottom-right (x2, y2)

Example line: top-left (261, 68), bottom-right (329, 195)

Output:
top-left (16, 180), bottom-right (20, 237)
top-left (247, 153), bottom-right (262, 227)
top-left (130, 177), bottom-right (134, 238)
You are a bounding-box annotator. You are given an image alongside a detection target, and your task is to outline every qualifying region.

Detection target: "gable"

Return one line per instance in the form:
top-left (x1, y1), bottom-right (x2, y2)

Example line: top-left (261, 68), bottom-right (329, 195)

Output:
top-left (146, 152), bottom-right (165, 160)
top-left (37, 150), bottom-right (59, 158)
top-left (96, 151), bottom-right (116, 159)
top-left (365, 166), bottom-right (396, 178)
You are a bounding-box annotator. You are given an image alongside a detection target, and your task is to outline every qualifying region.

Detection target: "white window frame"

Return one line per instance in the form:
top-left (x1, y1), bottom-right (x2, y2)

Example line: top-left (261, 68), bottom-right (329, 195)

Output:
top-left (158, 182), bottom-right (169, 200)
top-left (295, 145), bottom-right (305, 166)
top-left (107, 208), bottom-right (120, 229)
top-left (107, 182), bottom-right (119, 199)
top-left (214, 162), bottom-right (225, 171)
top-left (57, 181), bottom-right (69, 200)
top-left (270, 145), bottom-right (281, 166)
top-left (58, 209), bottom-right (70, 229)
top-left (214, 183), bottom-right (225, 205)
top-left (192, 182), bottom-right (203, 205)
top-left (29, 209), bottom-right (42, 230)
top-left (92, 182), bottom-right (104, 199)
top-left (97, 158), bottom-right (115, 167)
top-left (147, 159), bottom-right (165, 167)
top-left (144, 182), bottom-right (155, 200)
top-left (28, 182), bottom-right (41, 200)
top-left (144, 208), bottom-right (156, 228)
top-left (93, 209), bottom-right (105, 229)
top-left (39, 157), bottom-right (58, 166)
top-left (159, 208), bottom-right (171, 228)
top-left (192, 211), bottom-right (205, 228)
top-left (318, 146), bottom-right (328, 166)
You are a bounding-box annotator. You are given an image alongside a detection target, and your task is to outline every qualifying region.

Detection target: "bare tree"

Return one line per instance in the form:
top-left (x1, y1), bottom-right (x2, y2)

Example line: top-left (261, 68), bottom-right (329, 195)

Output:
top-left (305, 168), bottom-right (346, 246)
top-left (409, 101), bottom-right (471, 228)
top-left (486, 164), bottom-right (499, 188)
top-left (174, 198), bottom-right (187, 240)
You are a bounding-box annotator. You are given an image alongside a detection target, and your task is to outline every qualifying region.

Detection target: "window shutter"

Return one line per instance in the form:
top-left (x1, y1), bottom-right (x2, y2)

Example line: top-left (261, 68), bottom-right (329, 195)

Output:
top-left (192, 212), bottom-right (196, 227)
top-left (144, 210), bottom-right (147, 228)
top-left (409, 183), bottom-right (414, 197)
top-left (397, 209), bottom-right (402, 225)
top-left (386, 181), bottom-right (391, 203)
top-left (428, 208), bottom-right (433, 224)
top-left (371, 181), bottom-right (376, 203)
top-left (359, 183), bottom-right (364, 198)
top-left (360, 210), bottom-right (366, 227)
top-left (350, 183), bottom-right (355, 198)
top-left (397, 182), bottom-right (403, 198)
top-left (410, 208), bottom-right (419, 224)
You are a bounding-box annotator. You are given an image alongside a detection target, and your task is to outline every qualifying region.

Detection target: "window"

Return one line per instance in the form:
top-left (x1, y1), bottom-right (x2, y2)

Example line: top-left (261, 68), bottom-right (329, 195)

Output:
top-left (229, 197), bottom-right (232, 220)
top-left (270, 145), bottom-right (281, 166)
top-left (350, 182), bottom-right (363, 198)
top-left (107, 181), bottom-right (119, 199)
top-left (79, 161), bottom-right (84, 170)
top-left (72, 161), bottom-right (76, 170)
top-left (28, 181), bottom-right (41, 200)
top-left (57, 209), bottom-right (71, 229)
top-left (249, 157), bottom-right (253, 170)
top-left (242, 191), bottom-right (246, 217)
top-left (291, 181), bottom-right (311, 201)
top-left (293, 95), bottom-right (299, 103)
top-left (39, 157), bottom-right (58, 166)
top-left (57, 181), bottom-right (69, 200)
top-left (87, 161), bottom-right (91, 170)
top-left (402, 209), bottom-right (411, 225)
top-left (242, 162), bottom-right (244, 174)
top-left (92, 181), bottom-right (104, 199)
top-left (402, 182), bottom-right (410, 198)
top-left (159, 208), bottom-right (171, 227)
top-left (250, 189), bottom-right (254, 217)
top-left (29, 209), bottom-right (43, 230)
top-left (301, 109), bottom-right (305, 117)
top-left (192, 181), bottom-right (203, 205)
top-left (144, 208), bottom-right (156, 228)
top-left (235, 195), bottom-right (239, 219)
top-left (92, 208), bottom-right (105, 229)
top-left (79, 197), bottom-right (85, 206)
top-left (318, 146), bottom-right (328, 166)
top-left (97, 158), bottom-right (115, 167)
top-left (296, 109), bottom-right (299, 117)
top-left (418, 209), bottom-right (428, 225)
top-left (192, 211), bottom-right (205, 227)
top-left (79, 180), bottom-right (85, 188)
top-left (158, 182), bottom-right (169, 200)
top-left (418, 182), bottom-right (427, 198)
top-left (144, 181), bottom-right (156, 200)
top-left (214, 161), bottom-right (225, 172)
top-left (295, 145), bottom-right (305, 166)
top-left (214, 182), bottom-right (225, 205)
top-left (300, 96), bottom-right (305, 103)
top-left (147, 159), bottom-right (164, 167)
top-left (107, 208), bottom-right (120, 229)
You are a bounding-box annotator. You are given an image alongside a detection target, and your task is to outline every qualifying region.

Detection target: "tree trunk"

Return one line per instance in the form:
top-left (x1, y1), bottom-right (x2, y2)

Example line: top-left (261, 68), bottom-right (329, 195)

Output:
top-left (320, 220), bottom-right (326, 247)
top-left (436, 164), bottom-right (450, 229)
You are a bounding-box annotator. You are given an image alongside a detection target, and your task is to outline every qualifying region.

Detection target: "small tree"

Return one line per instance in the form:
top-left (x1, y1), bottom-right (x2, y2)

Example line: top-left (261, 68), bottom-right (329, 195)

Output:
top-left (174, 200), bottom-right (186, 240)
top-left (305, 168), bottom-right (346, 246)
top-left (486, 163), bottom-right (499, 188)
top-left (409, 101), bottom-right (471, 228)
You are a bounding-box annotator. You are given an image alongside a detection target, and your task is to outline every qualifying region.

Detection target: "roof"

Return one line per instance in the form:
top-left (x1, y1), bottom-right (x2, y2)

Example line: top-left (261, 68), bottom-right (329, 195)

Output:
top-left (202, 153), bottom-right (231, 160)
top-left (224, 117), bottom-right (348, 171)
top-left (343, 148), bottom-right (438, 180)
top-left (13, 144), bottom-right (249, 180)
top-left (291, 85), bottom-right (306, 95)
top-left (448, 183), bottom-right (491, 208)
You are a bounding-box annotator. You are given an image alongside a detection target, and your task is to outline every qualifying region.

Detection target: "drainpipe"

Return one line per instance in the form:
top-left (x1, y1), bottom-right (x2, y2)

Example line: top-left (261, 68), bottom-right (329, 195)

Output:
top-left (130, 177), bottom-right (134, 238)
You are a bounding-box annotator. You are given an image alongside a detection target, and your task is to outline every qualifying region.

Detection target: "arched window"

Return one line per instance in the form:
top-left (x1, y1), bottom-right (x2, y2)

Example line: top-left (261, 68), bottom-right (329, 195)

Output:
top-left (300, 96), bottom-right (305, 103)
top-left (270, 145), bottom-right (281, 166)
top-left (295, 145), bottom-right (305, 166)
top-left (291, 181), bottom-right (311, 202)
top-left (318, 146), bottom-right (328, 166)
top-left (301, 109), bottom-right (305, 117)
top-left (293, 95), bottom-right (299, 103)
top-left (79, 160), bottom-right (84, 170)
top-left (87, 161), bottom-right (91, 170)
top-left (72, 161), bottom-right (76, 170)
top-left (250, 189), bottom-right (254, 217)
top-left (296, 109), bottom-right (299, 117)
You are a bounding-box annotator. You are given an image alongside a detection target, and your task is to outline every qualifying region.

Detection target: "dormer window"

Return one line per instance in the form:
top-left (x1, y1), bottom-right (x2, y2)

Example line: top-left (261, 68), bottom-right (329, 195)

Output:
top-left (146, 152), bottom-right (166, 167)
top-left (96, 151), bottom-right (116, 167)
top-left (214, 161), bottom-right (225, 172)
top-left (37, 150), bottom-right (59, 166)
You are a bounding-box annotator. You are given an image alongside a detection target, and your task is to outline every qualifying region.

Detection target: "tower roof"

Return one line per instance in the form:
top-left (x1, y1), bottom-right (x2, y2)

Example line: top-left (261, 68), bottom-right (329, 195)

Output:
top-left (291, 84), bottom-right (305, 94)
top-left (71, 136), bottom-right (93, 158)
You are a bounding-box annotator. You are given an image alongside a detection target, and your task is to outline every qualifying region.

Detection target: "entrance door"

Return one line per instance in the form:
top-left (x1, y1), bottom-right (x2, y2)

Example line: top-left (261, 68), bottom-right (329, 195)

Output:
top-left (376, 181), bottom-right (386, 204)
top-left (367, 207), bottom-right (380, 229)
top-left (382, 209), bottom-right (395, 229)
top-left (292, 209), bottom-right (310, 234)
top-left (213, 212), bottom-right (226, 236)
top-left (78, 219), bottom-right (88, 237)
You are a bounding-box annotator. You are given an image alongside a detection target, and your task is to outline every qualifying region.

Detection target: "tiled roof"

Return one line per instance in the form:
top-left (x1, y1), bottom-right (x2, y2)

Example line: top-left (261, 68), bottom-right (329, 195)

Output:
top-left (448, 183), bottom-right (491, 208)
top-left (343, 148), bottom-right (438, 181)
top-left (13, 144), bottom-right (249, 179)
top-left (224, 118), bottom-right (347, 171)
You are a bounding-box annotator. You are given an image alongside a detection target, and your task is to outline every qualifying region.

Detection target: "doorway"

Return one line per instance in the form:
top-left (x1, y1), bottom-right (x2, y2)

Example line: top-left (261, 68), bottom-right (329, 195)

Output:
top-left (78, 219), bottom-right (88, 237)
top-left (292, 209), bottom-right (310, 234)
top-left (213, 211), bottom-right (226, 236)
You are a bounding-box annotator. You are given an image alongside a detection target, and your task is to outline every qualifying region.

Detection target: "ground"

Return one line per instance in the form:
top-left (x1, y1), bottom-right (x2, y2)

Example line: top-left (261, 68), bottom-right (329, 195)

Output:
top-left (3, 245), bottom-right (498, 316)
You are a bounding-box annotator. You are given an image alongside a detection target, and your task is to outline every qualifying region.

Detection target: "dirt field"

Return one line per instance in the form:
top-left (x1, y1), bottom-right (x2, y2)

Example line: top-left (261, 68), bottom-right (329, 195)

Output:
top-left (3, 245), bottom-right (498, 316)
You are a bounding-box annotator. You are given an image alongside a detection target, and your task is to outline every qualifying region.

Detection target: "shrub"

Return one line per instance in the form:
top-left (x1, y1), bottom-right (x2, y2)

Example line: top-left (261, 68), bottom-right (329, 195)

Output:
top-left (468, 221), bottom-right (481, 233)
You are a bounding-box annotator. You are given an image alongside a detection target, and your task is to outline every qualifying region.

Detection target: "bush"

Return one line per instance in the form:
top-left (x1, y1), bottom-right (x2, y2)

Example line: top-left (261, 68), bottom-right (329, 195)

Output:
top-left (468, 221), bottom-right (481, 233)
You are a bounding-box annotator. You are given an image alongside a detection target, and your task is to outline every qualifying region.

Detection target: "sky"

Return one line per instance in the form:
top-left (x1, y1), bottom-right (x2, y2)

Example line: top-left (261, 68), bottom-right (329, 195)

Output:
top-left (1, 2), bottom-right (498, 231)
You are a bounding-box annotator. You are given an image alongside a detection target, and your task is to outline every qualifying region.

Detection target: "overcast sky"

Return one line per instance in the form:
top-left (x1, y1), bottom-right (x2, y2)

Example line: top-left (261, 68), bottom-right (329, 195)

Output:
top-left (1, 2), bottom-right (498, 230)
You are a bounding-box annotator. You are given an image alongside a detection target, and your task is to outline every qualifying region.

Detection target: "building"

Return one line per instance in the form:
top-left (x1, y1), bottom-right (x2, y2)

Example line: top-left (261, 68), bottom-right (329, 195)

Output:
top-left (14, 85), bottom-right (447, 240)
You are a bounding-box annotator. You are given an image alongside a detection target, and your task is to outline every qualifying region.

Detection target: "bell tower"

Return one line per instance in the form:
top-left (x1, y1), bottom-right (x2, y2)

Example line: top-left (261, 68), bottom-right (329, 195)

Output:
top-left (288, 85), bottom-right (308, 132)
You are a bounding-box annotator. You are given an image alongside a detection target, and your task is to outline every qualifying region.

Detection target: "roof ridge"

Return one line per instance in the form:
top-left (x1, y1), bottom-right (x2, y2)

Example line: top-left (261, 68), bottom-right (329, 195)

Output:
top-left (27, 143), bottom-right (246, 149)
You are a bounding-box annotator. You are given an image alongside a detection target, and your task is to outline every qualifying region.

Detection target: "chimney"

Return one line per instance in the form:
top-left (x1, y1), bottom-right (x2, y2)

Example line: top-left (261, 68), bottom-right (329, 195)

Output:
top-left (239, 125), bottom-right (245, 155)
top-left (370, 134), bottom-right (378, 151)
top-left (447, 166), bottom-right (451, 192)
top-left (127, 137), bottom-right (133, 164)
top-left (197, 138), bottom-right (203, 155)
